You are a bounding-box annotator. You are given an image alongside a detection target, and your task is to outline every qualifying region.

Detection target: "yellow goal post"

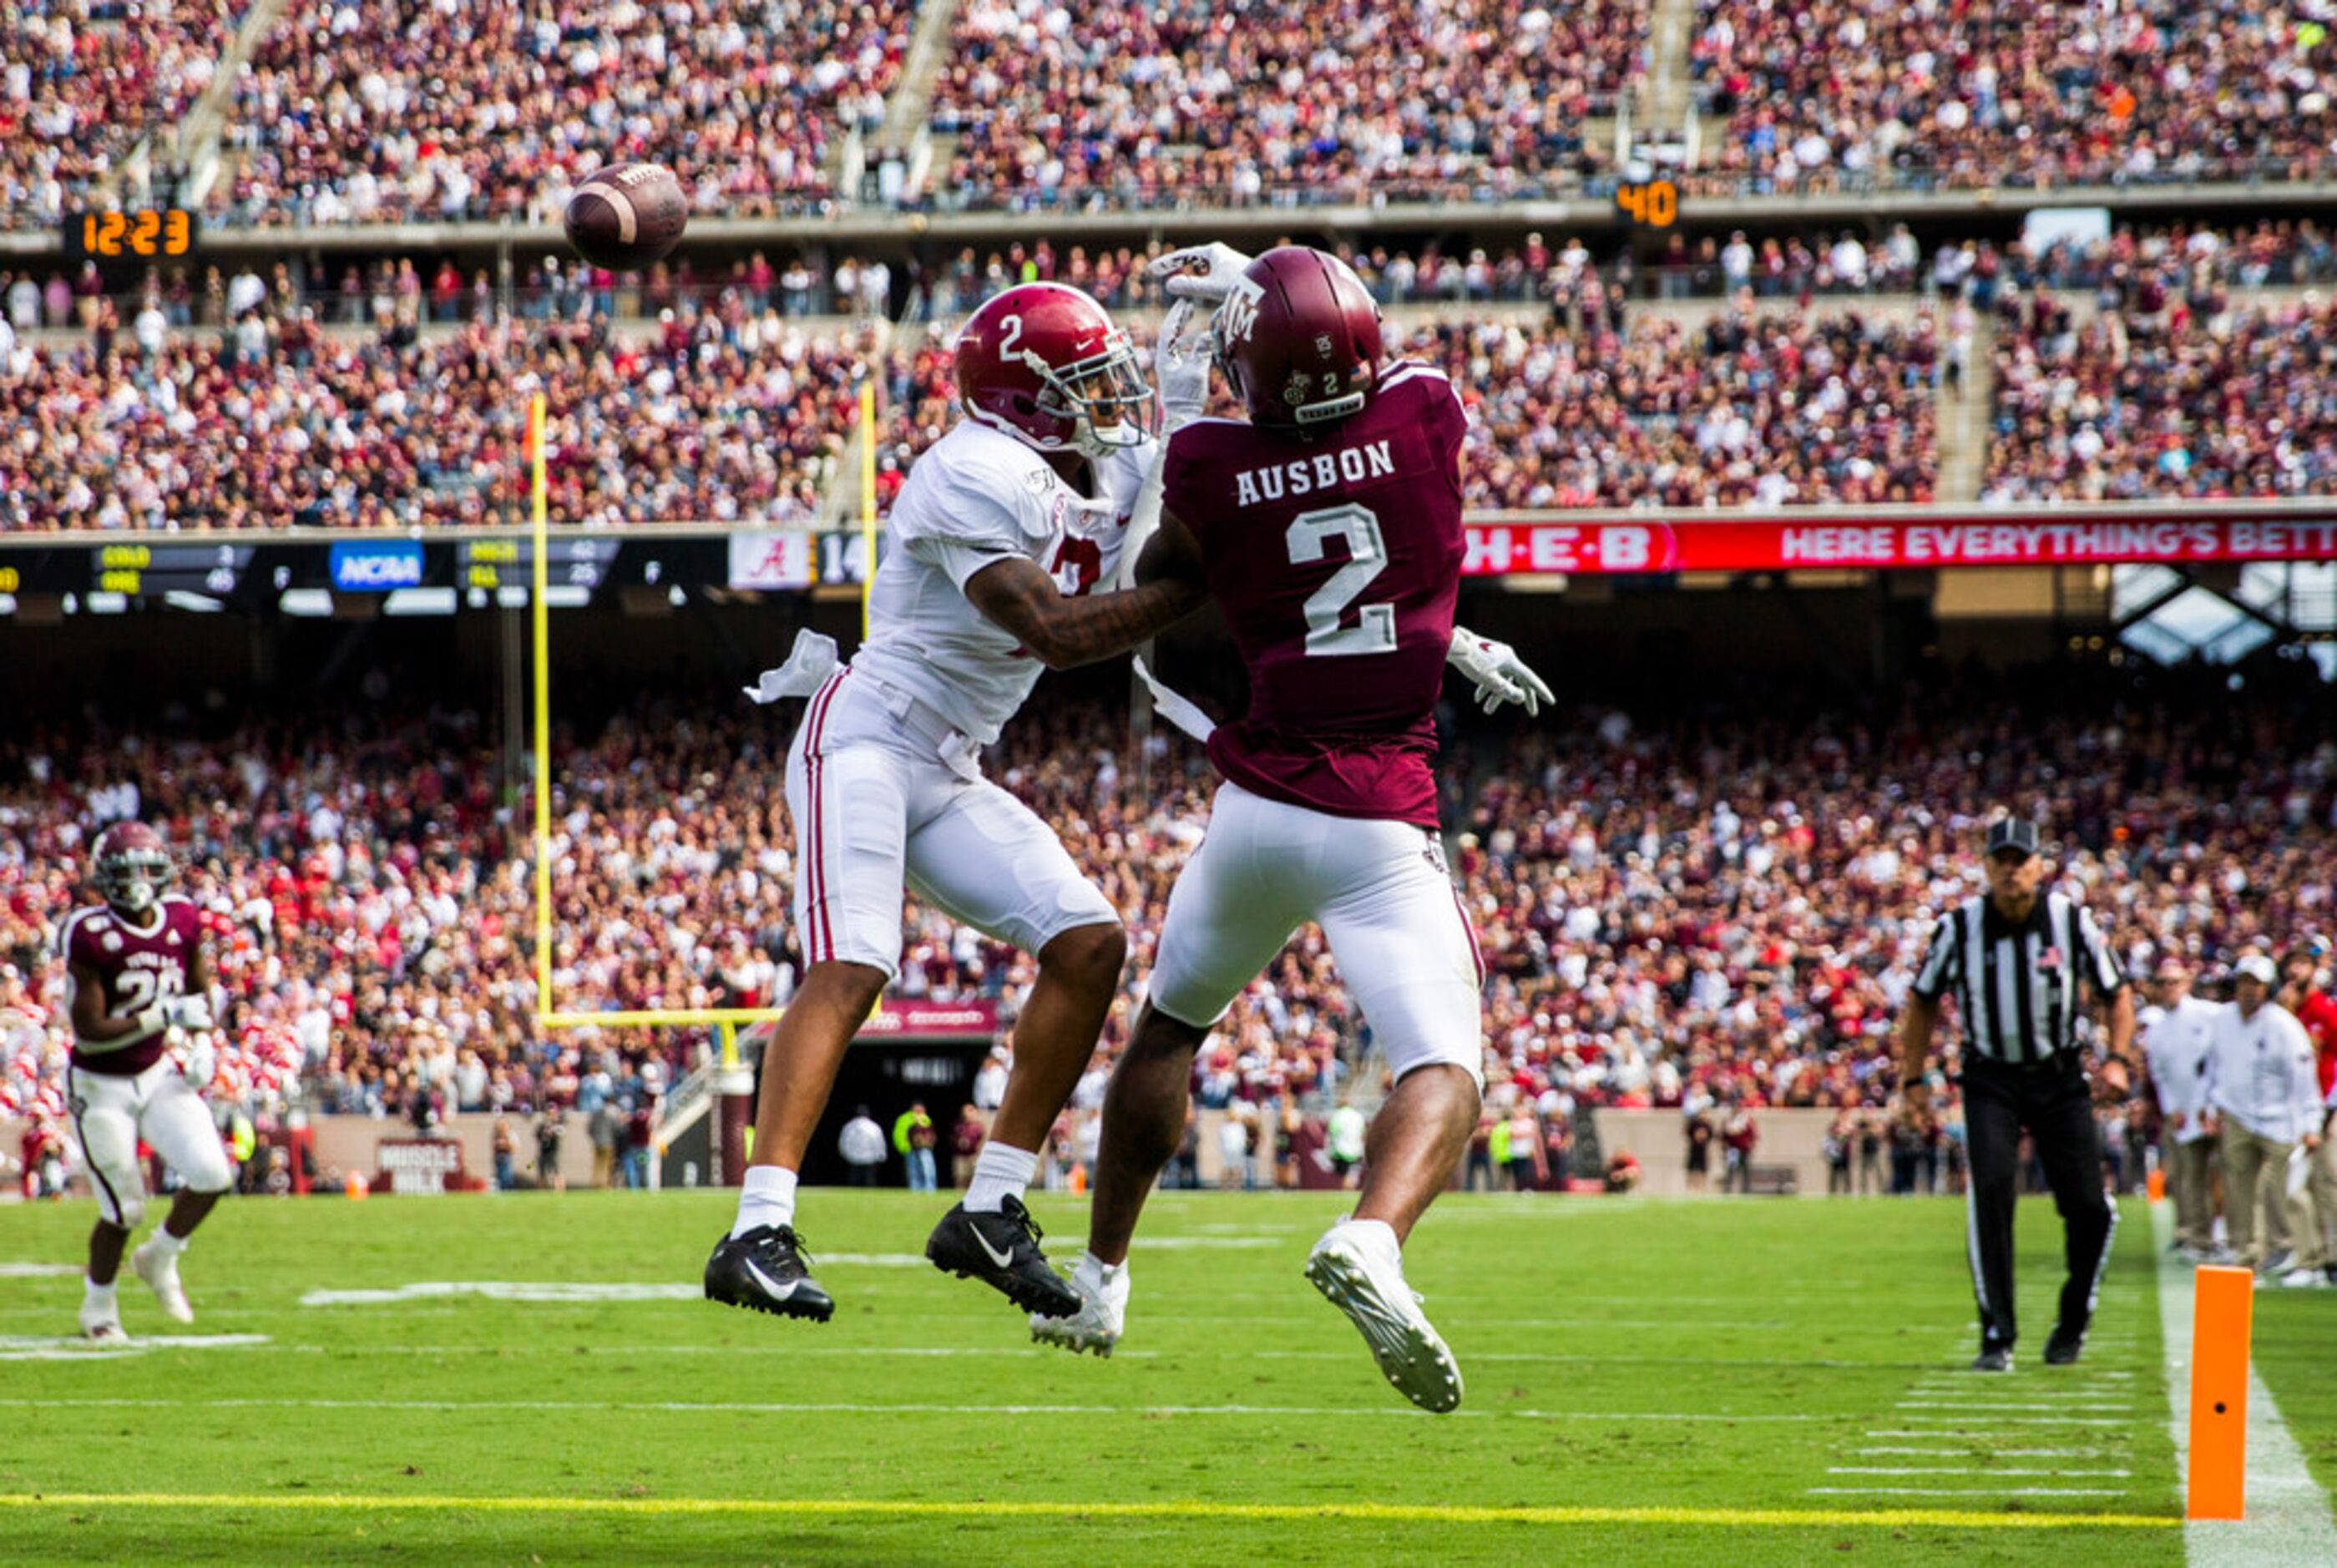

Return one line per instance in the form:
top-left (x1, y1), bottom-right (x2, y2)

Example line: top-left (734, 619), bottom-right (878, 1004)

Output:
top-left (525, 383), bottom-right (882, 1042)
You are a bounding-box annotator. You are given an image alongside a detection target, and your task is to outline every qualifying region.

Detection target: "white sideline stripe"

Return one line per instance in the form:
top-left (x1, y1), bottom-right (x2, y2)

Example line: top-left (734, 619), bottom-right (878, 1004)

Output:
top-left (1810, 1487), bottom-right (2131, 1500)
top-left (2151, 1202), bottom-right (2337, 1567)
top-left (1829, 1467), bottom-right (2134, 1479)
top-left (0, 1333), bottom-right (268, 1363)
top-left (0, 1396), bottom-right (1829, 1424)
top-left (0, 1263), bottom-right (82, 1277)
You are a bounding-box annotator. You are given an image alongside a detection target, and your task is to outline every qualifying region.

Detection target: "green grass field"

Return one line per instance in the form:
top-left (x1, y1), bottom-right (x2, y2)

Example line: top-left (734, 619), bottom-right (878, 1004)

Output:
top-left (0, 1188), bottom-right (2328, 1565)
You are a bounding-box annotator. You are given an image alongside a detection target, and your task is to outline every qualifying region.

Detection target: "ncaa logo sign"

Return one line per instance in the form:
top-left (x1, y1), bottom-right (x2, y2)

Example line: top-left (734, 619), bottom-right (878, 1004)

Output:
top-left (330, 541), bottom-right (424, 591)
top-left (1214, 276), bottom-right (1267, 346)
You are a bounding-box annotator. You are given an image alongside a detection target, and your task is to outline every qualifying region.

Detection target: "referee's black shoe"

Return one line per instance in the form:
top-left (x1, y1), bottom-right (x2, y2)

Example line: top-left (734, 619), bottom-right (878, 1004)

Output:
top-left (2044, 1326), bottom-right (2085, 1366)
top-left (705, 1224), bottom-right (835, 1323)
top-left (1970, 1348), bottom-right (2015, 1373)
top-left (926, 1196), bottom-right (1082, 1318)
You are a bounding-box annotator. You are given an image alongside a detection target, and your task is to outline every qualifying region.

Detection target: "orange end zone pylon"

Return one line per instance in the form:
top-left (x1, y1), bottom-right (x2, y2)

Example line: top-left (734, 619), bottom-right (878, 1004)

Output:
top-left (2187, 1264), bottom-right (2253, 1521)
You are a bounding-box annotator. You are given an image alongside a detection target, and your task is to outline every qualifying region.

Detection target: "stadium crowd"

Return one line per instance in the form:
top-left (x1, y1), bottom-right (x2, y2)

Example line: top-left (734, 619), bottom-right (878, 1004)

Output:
top-left (18, 1), bottom-right (2337, 232)
top-left (0, 0), bottom-right (238, 225)
top-left (926, 0), bottom-right (1647, 210)
top-left (1985, 288), bottom-right (2337, 502)
top-left (0, 299), bottom-right (882, 529)
top-left (3, 665), bottom-right (2330, 1196)
top-left (205, 0), bottom-right (909, 227)
top-left (1691, 0), bottom-right (2337, 194)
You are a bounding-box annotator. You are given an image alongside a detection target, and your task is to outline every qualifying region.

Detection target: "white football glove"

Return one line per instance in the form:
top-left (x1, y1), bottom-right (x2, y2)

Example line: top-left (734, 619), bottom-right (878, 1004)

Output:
top-left (165, 994), bottom-right (215, 1033)
top-left (1448, 626), bottom-right (1554, 716)
top-left (1155, 299), bottom-right (1214, 435)
top-left (1147, 242), bottom-right (1255, 303)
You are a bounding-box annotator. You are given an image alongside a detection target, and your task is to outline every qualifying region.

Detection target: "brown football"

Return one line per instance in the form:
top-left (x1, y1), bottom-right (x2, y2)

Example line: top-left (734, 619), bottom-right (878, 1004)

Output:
top-left (563, 163), bottom-right (688, 271)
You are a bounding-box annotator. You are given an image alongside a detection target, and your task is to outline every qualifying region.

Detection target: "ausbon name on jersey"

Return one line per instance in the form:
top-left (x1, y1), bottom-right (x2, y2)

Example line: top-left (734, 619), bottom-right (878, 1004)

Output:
top-left (855, 419), bottom-right (1153, 743)
top-left (1161, 362), bottom-right (1466, 828)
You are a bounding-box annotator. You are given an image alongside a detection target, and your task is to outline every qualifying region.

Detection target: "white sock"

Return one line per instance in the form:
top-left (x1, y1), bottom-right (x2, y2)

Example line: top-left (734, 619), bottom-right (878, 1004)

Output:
top-left (84, 1277), bottom-right (117, 1310)
top-left (731, 1166), bottom-right (799, 1238)
top-left (965, 1143), bottom-right (1039, 1213)
top-left (1338, 1216), bottom-right (1401, 1256)
top-left (1080, 1250), bottom-right (1124, 1284)
top-left (150, 1228), bottom-right (190, 1257)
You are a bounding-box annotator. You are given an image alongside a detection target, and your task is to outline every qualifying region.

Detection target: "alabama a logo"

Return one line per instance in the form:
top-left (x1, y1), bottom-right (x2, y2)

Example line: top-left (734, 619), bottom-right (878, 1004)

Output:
top-left (1215, 276), bottom-right (1267, 346)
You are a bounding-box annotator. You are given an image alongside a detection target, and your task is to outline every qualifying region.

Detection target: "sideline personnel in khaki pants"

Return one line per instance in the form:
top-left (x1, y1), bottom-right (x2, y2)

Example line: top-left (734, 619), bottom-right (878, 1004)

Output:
top-left (2201, 954), bottom-right (2323, 1272)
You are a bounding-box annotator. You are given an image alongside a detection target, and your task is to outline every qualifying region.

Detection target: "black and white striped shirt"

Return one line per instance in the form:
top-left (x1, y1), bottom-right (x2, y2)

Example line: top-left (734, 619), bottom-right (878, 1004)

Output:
top-left (1911, 891), bottom-right (2124, 1065)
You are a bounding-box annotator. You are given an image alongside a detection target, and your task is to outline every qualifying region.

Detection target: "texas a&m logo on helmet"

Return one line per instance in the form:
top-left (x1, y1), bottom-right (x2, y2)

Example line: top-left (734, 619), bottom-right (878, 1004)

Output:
top-left (1211, 247), bottom-right (1384, 430)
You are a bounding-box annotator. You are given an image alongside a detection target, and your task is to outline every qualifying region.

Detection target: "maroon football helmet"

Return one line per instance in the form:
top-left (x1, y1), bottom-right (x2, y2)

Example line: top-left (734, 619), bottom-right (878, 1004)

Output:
top-left (955, 282), bottom-right (1153, 457)
top-left (1211, 246), bottom-right (1384, 429)
top-left (92, 821), bottom-right (173, 916)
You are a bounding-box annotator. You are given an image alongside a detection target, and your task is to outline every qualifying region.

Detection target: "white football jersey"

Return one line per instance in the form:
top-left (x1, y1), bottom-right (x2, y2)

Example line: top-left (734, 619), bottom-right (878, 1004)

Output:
top-left (853, 420), bottom-right (1151, 744)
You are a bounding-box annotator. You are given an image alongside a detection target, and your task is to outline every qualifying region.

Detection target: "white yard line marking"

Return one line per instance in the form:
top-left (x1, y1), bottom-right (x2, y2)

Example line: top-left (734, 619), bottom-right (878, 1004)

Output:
top-left (0, 1264), bottom-right (82, 1278)
top-left (2152, 1203), bottom-right (2337, 1566)
top-left (0, 1333), bottom-right (269, 1361)
top-left (1883, 1415), bottom-right (2135, 1427)
top-left (0, 1395), bottom-right (1831, 1424)
top-left (1828, 1466), bottom-right (2134, 1479)
top-left (1808, 1487), bottom-right (2132, 1499)
top-left (1897, 1401), bottom-right (2135, 1412)
top-left (1869, 1428), bottom-right (2130, 1439)
top-left (1850, 1458), bottom-right (2112, 1467)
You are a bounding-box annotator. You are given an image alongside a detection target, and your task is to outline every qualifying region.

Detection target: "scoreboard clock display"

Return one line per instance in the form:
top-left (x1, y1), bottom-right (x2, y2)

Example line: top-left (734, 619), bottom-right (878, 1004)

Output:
top-left (63, 208), bottom-right (199, 262)
top-left (1613, 178), bottom-right (1680, 229)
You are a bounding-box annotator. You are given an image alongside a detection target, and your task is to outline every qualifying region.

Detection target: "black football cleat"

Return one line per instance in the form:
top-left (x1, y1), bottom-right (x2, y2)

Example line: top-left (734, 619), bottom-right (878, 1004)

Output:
top-left (2043, 1326), bottom-right (2085, 1366)
top-left (1970, 1347), bottom-right (2014, 1373)
top-left (705, 1225), bottom-right (834, 1323)
top-left (925, 1196), bottom-right (1082, 1318)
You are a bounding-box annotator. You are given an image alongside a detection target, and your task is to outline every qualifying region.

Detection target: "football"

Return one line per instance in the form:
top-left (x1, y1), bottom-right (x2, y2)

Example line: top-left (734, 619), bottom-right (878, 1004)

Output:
top-left (563, 163), bottom-right (687, 271)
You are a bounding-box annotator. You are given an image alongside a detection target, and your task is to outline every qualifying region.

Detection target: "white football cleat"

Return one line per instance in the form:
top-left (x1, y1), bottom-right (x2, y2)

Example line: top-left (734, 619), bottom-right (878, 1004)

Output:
top-left (1305, 1219), bottom-right (1463, 1414)
top-left (1031, 1252), bottom-right (1128, 1358)
top-left (132, 1240), bottom-right (195, 1324)
top-left (79, 1301), bottom-right (129, 1343)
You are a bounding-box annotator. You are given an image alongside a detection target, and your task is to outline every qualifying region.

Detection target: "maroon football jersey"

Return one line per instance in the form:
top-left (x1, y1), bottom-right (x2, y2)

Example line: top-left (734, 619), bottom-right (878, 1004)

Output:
top-left (58, 894), bottom-right (201, 1075)
top-left (1162, 362), bottom-right (1465, 827)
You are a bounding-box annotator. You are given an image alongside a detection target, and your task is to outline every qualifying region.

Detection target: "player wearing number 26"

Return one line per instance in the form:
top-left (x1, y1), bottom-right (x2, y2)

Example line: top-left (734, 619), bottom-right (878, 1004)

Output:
top-left (60, 822), bottom-right (234, 1342)
top-left (704, 281), bottom-right (1209, 1326)
top-left (1030, 247), bottom-right (1552, 1414)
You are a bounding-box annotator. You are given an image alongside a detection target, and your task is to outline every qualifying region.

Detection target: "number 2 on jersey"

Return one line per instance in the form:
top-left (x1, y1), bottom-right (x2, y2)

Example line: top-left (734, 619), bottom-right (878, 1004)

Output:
top-left (1287, 503), bottom-right (1394, 656)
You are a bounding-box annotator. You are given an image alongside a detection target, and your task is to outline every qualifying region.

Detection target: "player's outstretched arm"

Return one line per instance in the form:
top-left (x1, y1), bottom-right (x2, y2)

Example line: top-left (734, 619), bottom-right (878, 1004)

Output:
top-left (965, 539), bottom-right (1206, 671)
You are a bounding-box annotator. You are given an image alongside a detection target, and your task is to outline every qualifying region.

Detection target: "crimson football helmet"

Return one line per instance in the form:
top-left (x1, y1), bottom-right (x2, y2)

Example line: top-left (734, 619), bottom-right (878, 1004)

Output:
top-left (955, 282), bottom-right (1154, 458)
top-left (1211, 246), bottom-right (1383, 428)
top-left (93, 821), bottom-right (173, 916)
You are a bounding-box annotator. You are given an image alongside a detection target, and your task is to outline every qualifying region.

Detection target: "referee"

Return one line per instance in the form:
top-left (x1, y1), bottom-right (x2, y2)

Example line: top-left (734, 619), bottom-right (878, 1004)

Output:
top-left (1899, 817), bottom-right (2134, 1372)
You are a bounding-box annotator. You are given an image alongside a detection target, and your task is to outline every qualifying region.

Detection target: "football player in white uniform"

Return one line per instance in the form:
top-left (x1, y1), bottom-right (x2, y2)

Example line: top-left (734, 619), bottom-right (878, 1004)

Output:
top-left (705, 282), bottom-right (1207, 1323)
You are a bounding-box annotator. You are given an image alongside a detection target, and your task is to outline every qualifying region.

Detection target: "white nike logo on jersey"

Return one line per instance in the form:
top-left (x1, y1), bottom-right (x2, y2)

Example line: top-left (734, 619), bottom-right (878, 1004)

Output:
top-left (743, 1259), bottom-right (800, 1301)
top-left (973, 1225), bottom-right (1017, 1271)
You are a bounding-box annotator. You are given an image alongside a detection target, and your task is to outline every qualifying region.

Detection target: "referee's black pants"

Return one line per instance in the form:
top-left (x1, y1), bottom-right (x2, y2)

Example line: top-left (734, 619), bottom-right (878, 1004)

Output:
top-left (1961, 1057), bottom-right (2116, 1354)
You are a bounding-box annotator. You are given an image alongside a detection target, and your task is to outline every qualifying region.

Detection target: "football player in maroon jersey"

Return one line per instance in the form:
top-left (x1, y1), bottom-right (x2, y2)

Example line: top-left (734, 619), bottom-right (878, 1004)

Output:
top-left (60, 822), bottom-right (233, 1340)
top-left (1031, 245), bottom-right (1548, 1411)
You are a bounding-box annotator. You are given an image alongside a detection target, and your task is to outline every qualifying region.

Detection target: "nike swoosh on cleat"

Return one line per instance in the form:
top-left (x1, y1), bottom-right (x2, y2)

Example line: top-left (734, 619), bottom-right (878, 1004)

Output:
top-left (971, 1227), bottom-right (1018, 1271)
top-left (742, 1259), bottom-right (801, 1302)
